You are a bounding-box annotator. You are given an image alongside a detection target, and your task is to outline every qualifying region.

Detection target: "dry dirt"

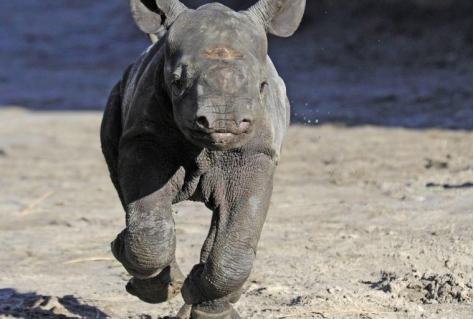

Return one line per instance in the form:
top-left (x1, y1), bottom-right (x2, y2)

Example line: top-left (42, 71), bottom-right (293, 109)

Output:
top-left (0, 108), bottom-right (471, 318)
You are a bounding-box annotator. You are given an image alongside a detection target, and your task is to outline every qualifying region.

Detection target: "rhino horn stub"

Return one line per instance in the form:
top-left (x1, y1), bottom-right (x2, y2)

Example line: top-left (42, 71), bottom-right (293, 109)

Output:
top-left (202, 45), bottom-right (244, 60)
top-left (247, 0), bottom-right (306, 37)
top-left (203, 65), bottom-right (245, 94)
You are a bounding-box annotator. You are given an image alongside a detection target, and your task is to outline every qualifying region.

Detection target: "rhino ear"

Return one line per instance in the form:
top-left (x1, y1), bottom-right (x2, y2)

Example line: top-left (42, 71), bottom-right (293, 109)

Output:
top-left (247, 0), bottom-right (306, 37)
top-left (129, 0), bottom-right (187, 35)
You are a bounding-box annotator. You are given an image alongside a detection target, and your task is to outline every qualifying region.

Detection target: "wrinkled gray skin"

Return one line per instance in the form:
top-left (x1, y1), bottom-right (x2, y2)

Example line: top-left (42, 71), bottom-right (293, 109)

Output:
top-left (100, 0), bottom-right (305, 318)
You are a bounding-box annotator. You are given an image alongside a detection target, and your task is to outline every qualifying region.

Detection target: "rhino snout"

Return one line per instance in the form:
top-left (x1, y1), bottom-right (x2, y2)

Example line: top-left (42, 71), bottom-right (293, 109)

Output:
top-left (190, 117), bottom-right (252, 148)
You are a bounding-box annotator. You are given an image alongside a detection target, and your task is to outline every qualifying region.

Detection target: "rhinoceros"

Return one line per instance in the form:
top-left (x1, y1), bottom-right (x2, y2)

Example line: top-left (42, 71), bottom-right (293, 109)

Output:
top-left (100, 0), bottom-right (305, 317)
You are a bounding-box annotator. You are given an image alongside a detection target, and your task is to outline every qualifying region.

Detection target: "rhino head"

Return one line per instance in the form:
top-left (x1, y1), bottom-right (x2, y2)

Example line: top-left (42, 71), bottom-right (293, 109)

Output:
top-left (130, 0), bottom-right (305, 150)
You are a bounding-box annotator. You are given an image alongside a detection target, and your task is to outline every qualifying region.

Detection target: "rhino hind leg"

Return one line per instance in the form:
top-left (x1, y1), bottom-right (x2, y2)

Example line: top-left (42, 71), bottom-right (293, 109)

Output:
top-left (126, 259), bottom-right (185, 303)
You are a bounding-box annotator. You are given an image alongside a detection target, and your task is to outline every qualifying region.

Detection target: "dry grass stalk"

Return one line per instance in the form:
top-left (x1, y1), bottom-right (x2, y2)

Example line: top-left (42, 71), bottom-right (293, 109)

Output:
top-left (63, 257), bottom-right (115, 264)
top-left (18, 190), bottom-right (54, 216)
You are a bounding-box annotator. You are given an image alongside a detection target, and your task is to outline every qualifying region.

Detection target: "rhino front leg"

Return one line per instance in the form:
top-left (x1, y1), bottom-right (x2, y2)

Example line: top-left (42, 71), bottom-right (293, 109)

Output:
top-left (112, 140), bottom-right (186, 303)
top-left (181, 156), bottom-right (275, 318)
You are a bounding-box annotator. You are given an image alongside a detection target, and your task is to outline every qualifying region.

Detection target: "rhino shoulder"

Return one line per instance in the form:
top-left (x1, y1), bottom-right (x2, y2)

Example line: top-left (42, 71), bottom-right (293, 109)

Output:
top-left (264, 56), bottom-right (290, 163)
top-left (118, 41), bottom-right (175, 148)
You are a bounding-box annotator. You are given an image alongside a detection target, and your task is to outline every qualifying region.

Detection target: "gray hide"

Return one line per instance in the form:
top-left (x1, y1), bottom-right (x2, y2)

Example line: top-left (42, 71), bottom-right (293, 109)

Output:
top-left (100, 0), bottom-right (305, 318)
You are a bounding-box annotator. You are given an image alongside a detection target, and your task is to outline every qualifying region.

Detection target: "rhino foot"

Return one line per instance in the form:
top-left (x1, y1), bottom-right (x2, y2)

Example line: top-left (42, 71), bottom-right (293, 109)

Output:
top-left (176, 301), bottom-right (240, 319)
top-left (176, 302), bottom-right (240, 319)
top-left (126, 262), bottom-right (184, 304)
top-left (191, 307), bottom-right (240, 319)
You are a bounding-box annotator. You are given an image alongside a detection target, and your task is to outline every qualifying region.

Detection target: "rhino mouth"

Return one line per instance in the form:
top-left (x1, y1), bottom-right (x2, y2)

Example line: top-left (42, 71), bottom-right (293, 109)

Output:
top-left (185, 130), bottom-right (250, 150)
top-left (191, 130), bottom-right (240, 146)
top-left (209, 132), bottom-right (238, 144)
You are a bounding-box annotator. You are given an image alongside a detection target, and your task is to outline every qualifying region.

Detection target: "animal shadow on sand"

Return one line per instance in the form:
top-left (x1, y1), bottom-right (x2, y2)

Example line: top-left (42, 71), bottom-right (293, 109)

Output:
top-left (0, 288), bottom-right (108, 319)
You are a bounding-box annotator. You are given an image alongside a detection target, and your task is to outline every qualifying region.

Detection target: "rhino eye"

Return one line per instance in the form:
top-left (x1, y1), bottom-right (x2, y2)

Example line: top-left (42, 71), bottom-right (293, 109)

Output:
top-left (172, 74), bottom-right (182, 88)
top-left (171, 65), bottom-right (184, 92)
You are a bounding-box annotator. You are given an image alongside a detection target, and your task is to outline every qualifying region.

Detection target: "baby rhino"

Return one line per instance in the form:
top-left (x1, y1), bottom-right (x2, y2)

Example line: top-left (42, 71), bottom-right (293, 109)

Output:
top-left (100, 0), bottom-right (305, 317)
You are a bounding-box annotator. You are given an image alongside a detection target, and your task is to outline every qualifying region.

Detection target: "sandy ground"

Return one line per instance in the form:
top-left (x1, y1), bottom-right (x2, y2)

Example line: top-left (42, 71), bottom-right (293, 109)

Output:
top-left (0, 108), bottom-right (471, 318)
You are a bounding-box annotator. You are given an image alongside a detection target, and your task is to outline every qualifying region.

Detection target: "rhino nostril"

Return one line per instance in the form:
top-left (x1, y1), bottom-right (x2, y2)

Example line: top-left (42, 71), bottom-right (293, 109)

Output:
top-left (195, 116), bottom-right (209, 130)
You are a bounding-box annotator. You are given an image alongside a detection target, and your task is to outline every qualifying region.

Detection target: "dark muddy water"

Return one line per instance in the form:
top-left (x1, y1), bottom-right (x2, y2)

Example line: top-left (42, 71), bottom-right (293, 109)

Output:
top-left (0, 1), bottom-right (472, 129)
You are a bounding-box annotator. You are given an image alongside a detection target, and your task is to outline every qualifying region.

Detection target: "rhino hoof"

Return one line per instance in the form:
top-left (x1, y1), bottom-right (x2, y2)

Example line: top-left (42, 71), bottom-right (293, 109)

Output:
top-left (126, 265), bottom-right (184, 304)
top-left (191, 304), bottom-right (240, 319)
